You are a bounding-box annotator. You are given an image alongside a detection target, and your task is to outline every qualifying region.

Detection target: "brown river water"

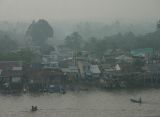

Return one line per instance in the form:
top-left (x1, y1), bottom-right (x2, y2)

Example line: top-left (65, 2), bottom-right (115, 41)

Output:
top-left (0, 89), bottom-right (160, 117)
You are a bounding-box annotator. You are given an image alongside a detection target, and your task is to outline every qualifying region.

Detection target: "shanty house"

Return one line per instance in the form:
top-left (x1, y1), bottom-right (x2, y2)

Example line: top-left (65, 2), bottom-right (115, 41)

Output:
top-left (86, 65), bottom-right (101, 79)
top-left (0, 61), bottom-right (23, 86)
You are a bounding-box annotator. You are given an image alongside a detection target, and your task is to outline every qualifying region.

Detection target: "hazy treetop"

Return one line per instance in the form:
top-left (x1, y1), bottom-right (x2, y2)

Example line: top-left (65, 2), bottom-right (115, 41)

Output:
top-left (0, 0), bottom-right (159, 22)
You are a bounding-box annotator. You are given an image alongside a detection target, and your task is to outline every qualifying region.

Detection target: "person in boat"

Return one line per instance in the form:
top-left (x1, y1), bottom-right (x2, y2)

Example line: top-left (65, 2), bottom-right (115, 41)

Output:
top-left (31, 106), bottom-right (38, 111)
top-left (130, 97), bottom-right (142, 103)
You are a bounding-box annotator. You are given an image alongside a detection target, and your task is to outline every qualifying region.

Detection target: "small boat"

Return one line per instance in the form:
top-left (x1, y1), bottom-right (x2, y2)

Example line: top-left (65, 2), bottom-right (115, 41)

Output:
top-left (31, 106), bottom-right (38, 112)
top-left (130, 98), bottom-right (142, 103)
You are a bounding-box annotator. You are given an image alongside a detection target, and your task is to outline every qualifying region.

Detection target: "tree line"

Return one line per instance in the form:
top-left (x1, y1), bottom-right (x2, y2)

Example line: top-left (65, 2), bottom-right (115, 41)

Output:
top-left (0, 19), bottom-right (160, 62)
top-left (65, 29), bottom-right (160, 57)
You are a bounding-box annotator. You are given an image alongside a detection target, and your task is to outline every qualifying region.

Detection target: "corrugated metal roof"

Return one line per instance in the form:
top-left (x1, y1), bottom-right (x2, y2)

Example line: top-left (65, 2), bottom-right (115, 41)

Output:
top-left (61, 66), bottom-right (78, 73)
top-left (131, 48), bottom-right (154, 57)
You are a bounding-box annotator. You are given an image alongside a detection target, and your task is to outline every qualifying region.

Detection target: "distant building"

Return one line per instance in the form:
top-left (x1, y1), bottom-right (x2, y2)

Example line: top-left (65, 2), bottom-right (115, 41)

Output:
top-left (115, 64), bottom-right (121, 71)
top-left (61, 66), bottom-right (79, 80)
top-left (115, 55), bottom-right (133, 63)
top-left (86, 65), bottom-right (101, 79)
top-left (42, 54), bottom-right (59, 69)
top-left (102, 49), bottom-right (127, 64)
top-left (101, 64), bottom-right (115, 73)
top-left (0, 61), bottom-right (23, 84)
top-left (28, 68), bottom-right (65, 92)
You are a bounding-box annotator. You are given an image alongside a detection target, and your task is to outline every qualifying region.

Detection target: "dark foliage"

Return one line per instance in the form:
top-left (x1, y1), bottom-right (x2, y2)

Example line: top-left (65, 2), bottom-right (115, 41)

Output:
top-left (65, 32), bottom-right (83, 50)
top-left (26, 19), bottom-right (53, 46)
top-left (84, 30), bottom-right (160, 57)
top-left (0, 34), bottom-right (17, 53)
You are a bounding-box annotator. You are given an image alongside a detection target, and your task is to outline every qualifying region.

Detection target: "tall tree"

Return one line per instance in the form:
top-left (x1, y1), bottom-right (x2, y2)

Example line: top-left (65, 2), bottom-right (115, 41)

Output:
top-left (26, 19), bottom-right (53, 46)
top-left (84, 37), bottom-right (97, 52)
top-left (65, 32), bottom-right (83, 50)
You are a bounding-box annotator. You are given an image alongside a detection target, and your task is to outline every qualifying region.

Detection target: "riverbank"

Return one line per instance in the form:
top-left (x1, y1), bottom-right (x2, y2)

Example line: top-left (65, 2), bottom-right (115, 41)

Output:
top-left (1, 82), bottom-right (160, 95)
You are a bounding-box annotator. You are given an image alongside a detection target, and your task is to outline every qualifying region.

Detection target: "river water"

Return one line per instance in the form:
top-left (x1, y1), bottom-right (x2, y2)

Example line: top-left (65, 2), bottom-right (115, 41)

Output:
top-left (0, 89), bottom-right (160, 117)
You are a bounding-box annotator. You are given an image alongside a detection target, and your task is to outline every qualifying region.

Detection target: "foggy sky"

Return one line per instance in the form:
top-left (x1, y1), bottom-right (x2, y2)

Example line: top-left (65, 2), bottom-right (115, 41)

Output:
top-left (0, 0), bottom-right (159, 22)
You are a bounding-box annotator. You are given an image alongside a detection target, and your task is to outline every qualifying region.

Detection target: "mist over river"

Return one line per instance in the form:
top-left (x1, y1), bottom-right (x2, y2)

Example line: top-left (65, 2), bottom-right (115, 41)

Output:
top-left (0, 89), bottom-right (160, 117)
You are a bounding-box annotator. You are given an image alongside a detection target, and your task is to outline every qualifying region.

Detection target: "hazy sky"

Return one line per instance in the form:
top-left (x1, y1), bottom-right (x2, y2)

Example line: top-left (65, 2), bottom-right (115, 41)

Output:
top-left (0, 0), bottom-right (159, 22)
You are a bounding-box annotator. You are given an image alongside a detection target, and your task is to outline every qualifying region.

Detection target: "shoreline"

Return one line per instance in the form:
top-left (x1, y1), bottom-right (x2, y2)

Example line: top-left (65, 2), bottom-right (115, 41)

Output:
top-left (1, 84), bottom-right (160, 95)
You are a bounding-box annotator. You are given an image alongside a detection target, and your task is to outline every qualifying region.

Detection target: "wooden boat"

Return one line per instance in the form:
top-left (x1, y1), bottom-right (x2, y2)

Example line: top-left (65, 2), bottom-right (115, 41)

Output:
top-left (31, 106), bottom-right (38, 112)
top-left (130, 98), bottom-right (142, 103)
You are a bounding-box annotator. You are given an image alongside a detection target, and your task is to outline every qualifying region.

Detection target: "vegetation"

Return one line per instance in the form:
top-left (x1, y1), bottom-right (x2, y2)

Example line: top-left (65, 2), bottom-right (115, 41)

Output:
top-left (0, 34), bottom-right (17, 53)
top-left (65, 32), bottom-right (83, 50)
top-left (26, 19), bottom-right (53, 46)
top-left (83, 30), bottom-right (160, 57)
